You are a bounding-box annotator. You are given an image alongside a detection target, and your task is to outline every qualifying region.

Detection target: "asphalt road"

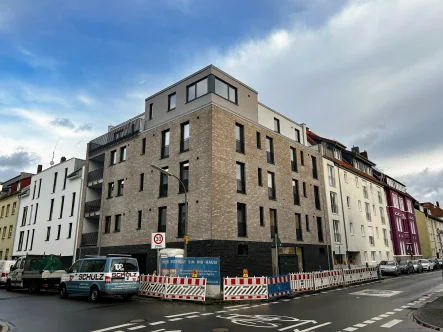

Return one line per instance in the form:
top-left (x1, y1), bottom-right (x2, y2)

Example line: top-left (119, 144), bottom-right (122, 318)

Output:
top-left (0, 270), bottom-right (442, 332)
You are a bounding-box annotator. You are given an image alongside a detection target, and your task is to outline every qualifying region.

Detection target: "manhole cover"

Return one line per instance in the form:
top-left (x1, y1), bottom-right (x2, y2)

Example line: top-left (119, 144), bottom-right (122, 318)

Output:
top-left (129, 319), bottom-right (146, 323)
top-left (212, 329), bottom-right (229, 332)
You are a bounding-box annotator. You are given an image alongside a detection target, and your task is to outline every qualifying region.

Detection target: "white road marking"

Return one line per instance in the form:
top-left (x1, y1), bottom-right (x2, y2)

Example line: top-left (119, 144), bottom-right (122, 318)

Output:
top-left (151, 330), bottom-right (165, 332)
top-left (128, 326), bottom-right (146, 331)
top-left (401, 306), bottom-right (409, 309)
top-left (149, 321), bottom-right (166, 326)
top-left (292, 322), bottom-right (331, 331)
top-left (380, 319), bottom-right (402, 328)
top-left (186, 315), bottom-right (199, 319)
top-left (165, 312), bottom-right (200, 318)
top-left (394, 309), bottom-right (403, 312)
top-left (294, 297), bottom-right (301, 300)
top-left (379, 314), bottom-right (389, 318)
top-left (283, 299), bottom-right (291, 302)
top-left (168, 318), bottom-right (183, 322)
top-left (215, 310), bottom-right (228, 313)
top-left (385, 312), bottom-right (395, 315)
top-left (354, 323), bottom-right (366, 327)
top-left (91, 324), bottom-right (135, 332)
top-left (363, 320), bottom-right (375, 324)
top-left (224, 304), bottom-right (249, 309)
top-left (343, 327), bottom-right (358, 332)
top-left (372, 317), bottom-right (383, 321)
top-left (251, 304), bottom-right (262, 307)
top-left (200, 313), bottom-right (214, 316)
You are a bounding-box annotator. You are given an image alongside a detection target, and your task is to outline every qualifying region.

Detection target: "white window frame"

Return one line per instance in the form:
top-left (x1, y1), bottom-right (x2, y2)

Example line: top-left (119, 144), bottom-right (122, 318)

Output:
top-left (346, 196), bottom-right (351, 209)
top-left (355, 177), bottom-right (359, 188)
top-left (396, 216), bottom-right (403, 232)
top-left (361, 225), bottom-right (365, 237)
top-left (358, 200), bottom-right (362, 211)
top-left (349, 222), bottom-right (354, 235)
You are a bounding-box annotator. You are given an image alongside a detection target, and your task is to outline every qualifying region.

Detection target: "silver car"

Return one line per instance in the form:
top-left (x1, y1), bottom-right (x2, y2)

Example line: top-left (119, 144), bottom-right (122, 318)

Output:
top-left (418, 259), bottom-right (432, 271)
top-left (379, 260), bottom-right (401, 276)
top-left (411, 260), bottom-right (423, 273)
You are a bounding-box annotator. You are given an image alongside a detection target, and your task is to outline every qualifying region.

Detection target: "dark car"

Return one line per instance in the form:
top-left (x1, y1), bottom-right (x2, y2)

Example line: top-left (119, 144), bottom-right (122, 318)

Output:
top-left (438, 259), bottom-right (443, 269)
top-left (431, 258), bottom-right (441, 270)
top-left (398, 260), bottom-right (415, 274)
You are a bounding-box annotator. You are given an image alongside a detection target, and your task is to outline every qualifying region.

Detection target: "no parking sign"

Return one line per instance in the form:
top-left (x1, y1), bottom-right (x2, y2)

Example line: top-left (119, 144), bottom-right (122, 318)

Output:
top-left (151, 232), bottom-right (166, 249)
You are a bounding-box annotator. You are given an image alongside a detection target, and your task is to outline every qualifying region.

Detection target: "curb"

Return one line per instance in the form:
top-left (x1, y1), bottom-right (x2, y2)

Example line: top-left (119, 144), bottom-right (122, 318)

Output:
top-left (413, 314), bottom-right (442, 331)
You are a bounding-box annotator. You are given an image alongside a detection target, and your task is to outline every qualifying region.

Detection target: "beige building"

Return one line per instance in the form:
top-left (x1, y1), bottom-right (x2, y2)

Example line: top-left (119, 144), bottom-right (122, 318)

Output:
top-left (77, 65), bottom-right (332, 277)
top-left (416, 205), bottom-right (443, 258)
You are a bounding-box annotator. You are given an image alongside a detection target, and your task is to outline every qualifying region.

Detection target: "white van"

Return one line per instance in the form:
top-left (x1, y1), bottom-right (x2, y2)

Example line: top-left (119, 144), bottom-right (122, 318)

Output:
top-left (0, 260), bottom-right (16, 285)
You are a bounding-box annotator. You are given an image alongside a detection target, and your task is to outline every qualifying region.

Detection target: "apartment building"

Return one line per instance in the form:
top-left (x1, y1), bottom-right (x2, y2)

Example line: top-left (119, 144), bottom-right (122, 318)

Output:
top-left (12, 158), bottom-right (85, 267)
top-left (373, 170), bottom-right (421, 259)
top-left (415, 203), bottom-right (443, 258)
top-left (77, 65), bottom-right (331, 277)
top-left (307, 131), bottom-right (394, 266)
top-left (0, 173), bottom-right (33, 260)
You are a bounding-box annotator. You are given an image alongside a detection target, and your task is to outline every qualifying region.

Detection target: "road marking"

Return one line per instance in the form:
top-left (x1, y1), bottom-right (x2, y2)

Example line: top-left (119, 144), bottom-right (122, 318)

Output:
top-left (200, 313), bottom-right (214, 316)
top-left (283, 299), bottom-right (291, 302)
top-left (91, 324), bottom-right (135, 332)
top-left (385, 312), bottom-right (395, 315)
top-left (380, 319), bottom-right (402, 328)
top-left (215, 310), bottom-right (228, 313)
top-left (224, 304), bottom-right (249, 309)
top-left (128, 326), bottom-right (146, 331)
top-left (165, 312), bottom-right (200, 318)
top-left (354, 323), bottom-right (366, 327)
top-left (168, 318), bottom-right (183, 322)
top-left (290, 322), bottom-right (331, 331)
top-left (363, 320), bottom-right (375, 324)
top-left (372, 317), bottom-right (383, 321)
top-left (379, 314), bottom-right (389, 318)
top-left (343, 327), bottom-right (358, 331)
top-left (251, 304), bottom-right (262, 307)
top-left (186, 315), bottom-right (199, 319)
top-left (394, 309), bottom-right (403, 312)
top-left (151, 330), bottom-right (165, 332)
top-left (294, 297), bottom-right (301, 300)
top-left (149, 321), bottom-right (166, 326)
top-left (401, 306), bottom-right (409, 308)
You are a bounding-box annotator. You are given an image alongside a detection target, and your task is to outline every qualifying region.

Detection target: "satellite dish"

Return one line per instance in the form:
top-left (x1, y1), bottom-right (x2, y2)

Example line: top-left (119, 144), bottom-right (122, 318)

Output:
top-left (50, 161), bottom-right (54, 166)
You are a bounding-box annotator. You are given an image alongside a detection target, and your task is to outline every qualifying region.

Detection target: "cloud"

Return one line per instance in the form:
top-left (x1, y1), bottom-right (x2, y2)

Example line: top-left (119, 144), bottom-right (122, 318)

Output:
top-left (0, 150), bottom-right (40, 181)
top-left (397, 168), bottom-right (443, 204)
top-left (76, 124), bottom-right (92, 132)
top-left (77, 95), bottom-right (95, 106)
top-left (17, 46), bottom-right (60, 71)
top-left (50, 117), bottom-right (75, 129)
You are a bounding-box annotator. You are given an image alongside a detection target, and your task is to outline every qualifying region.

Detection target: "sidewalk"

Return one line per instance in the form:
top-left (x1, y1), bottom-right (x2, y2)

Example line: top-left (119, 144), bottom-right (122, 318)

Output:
top-left (413, 295), bottom-right (443, 330)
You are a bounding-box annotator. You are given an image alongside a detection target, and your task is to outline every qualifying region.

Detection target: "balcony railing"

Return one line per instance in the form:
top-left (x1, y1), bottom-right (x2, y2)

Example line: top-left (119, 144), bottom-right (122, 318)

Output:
top-left (85, 199), bottom-right (101, 214)
top-left (81, 232), bottom-right (98, 246)
top-left (88, 118), bottom-right (144, 156)
top-left (161, 145), bottom-right (170, 158)
top-left (236, 180), bottom-right (246, 194)
top-left (87, 168), bottom-right (104, 183)
top-left (180, 138), bottom-right (189, 152)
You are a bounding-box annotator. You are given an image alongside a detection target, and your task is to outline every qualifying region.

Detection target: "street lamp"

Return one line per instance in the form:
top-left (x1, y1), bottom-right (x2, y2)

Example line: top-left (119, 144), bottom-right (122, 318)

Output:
top-left (151, 164), bottom-right (188, 257)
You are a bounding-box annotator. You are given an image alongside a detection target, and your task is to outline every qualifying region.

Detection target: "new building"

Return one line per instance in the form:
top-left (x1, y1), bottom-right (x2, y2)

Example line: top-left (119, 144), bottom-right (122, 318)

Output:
top-left (307, 131), bottom-right (394, 266)
top-left (415, 203), bottom-right (443, 258)
top-left (77, 65), bottom-right (332, 277)
top-left (373, 170), bottom-right (421, 259)
top-left (12, 158), bottom-right (85, 267)
top-left (0, 173), bottom-right (33, 260)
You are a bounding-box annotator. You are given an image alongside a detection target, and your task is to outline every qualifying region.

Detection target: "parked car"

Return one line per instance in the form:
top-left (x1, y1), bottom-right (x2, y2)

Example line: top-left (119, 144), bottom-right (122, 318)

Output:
top-left (398, 260), bottom-right (415, 274)
top-left (0, 260), bottom-right (16, 286)
top-left (437, 259), bottom-right (443, 269)
top-left (418, 259), bottom-right (432, 271)
top-left (431, 258), bottom-right (441, 270)
top-left (379, 260), bottom-right (401, 276)
top-left (411, 260), bottom-right (423, 273)
top-left (59, 254), bottom-right (140, 302)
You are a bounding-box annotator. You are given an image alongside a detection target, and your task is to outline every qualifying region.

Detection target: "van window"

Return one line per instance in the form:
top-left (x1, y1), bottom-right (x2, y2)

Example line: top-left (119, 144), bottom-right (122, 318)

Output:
top-left (80, 260), bottom-right (96, 273)
top-left (111, 259), bottom-right (138, 272)
top-left (68, 260), bottom-right (83, 273)
top-left (94, 260), bottom-right (106, 272)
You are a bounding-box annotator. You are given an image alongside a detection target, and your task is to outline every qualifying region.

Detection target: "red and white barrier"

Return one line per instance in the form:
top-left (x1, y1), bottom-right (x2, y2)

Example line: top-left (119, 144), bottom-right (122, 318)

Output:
top-left (164, 277), bottom-right (207, 302)
top-left (223, 277), bottom-right (268, 301)
top-left (313, 271), bottom-right (332, 290)
top-left (343, 268), bottom-right (367, 285)
top-left (367, 267), bottom-right (378, 281)
top-left (139, 275), bottom-right (167, 298)
top-left (328, 270), bottom-right (344, 287)
top-left (290, 273), bottom-right (315, 293)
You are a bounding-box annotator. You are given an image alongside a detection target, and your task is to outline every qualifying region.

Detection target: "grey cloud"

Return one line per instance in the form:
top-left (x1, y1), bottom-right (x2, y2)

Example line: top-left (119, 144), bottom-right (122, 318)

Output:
top-left (397, 168), bottom-right (443, 204)
top-left (76, 124), bottom-right (92, 132)
top-left (0, 151), bottom-right (40, 181)
top-left (50, 117), bottom-right (75, 129)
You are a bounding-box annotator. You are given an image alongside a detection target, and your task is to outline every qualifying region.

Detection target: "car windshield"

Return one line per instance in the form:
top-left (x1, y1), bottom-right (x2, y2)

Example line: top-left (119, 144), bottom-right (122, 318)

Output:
top-left (420, 259), bottom-right (429, 263)
top-left (381, 261), bottom-right (396, 265)
top-left (399, 261), bottom-right (408, 265)
top-left (111, 259), bottom-right (138, 272)
top-left (411, 260), bottom-right (418, 264)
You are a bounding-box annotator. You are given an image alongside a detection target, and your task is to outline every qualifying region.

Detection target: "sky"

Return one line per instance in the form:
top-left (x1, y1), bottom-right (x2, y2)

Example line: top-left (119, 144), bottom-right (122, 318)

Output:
top-left (0, 0), bottom-right (442, 204)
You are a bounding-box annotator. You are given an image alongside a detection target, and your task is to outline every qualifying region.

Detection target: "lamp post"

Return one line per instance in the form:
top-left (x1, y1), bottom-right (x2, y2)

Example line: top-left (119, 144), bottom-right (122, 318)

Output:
top-left (151, 164), bottom-right (188, 257)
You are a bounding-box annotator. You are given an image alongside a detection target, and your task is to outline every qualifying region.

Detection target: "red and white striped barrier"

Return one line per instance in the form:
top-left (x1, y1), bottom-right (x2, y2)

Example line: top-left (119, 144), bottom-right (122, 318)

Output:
top-left (328, 270), bottom-right (344, 287)
top-left (367, 267), bottom-right (378, 281)
top-left (139, 275), bottom-right (167, 298)
top-left (343, 268), bottom-right (367, 285)
top-left (164, 277), bottom-right (207, 302)
top-left (290, 273), bottom-right (314, 293)
top-left (223, 277), bottom-right (268, 301)
top-left (313, 271), bottom-right (332, 290)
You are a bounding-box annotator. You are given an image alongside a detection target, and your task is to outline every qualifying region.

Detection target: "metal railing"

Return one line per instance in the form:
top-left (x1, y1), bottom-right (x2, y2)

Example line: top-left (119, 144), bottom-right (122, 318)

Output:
top-left (87, 168), bottom-right (104, 183)
top-left (81, 232), bottom-right (98, 246)
top-left (84, 199), bottom-right (101, 214)
top-left (180, 138), bottom-right (189, 152)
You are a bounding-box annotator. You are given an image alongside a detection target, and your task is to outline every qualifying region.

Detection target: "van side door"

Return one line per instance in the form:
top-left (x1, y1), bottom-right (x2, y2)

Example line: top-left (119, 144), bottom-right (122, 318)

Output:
top-left (66, 260), bottom-right (83, 293)
top-left (9, 258), bottom-right (22, 285)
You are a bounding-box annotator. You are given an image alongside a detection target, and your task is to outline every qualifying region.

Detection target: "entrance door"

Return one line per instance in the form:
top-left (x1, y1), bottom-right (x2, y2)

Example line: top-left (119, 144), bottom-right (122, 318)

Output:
top-left (279, 255), bottom-right (299, 274)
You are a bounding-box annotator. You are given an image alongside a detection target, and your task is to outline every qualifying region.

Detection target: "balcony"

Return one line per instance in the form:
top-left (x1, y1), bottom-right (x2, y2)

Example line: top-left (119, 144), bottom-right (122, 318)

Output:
top-left (81, 232), bottom-right (98, 247)
top-left (85, 199), bottom-right (101, 215)
top-left (87, 168), bottom-right (104, 185)
top-left (88, 118), bottom-right (144, 156)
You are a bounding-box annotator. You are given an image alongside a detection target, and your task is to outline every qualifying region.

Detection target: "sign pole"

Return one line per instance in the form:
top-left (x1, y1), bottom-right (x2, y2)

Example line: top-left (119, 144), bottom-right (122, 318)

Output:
top-left (157, 248), bottom-right (160, 275)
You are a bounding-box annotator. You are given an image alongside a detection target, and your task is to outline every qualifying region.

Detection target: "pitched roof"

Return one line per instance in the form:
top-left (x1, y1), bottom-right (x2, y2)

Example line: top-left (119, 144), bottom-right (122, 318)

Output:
top-left (422, 202), bottom-right (443, 217)
top-left (306, 130), bottom-right (347, 148)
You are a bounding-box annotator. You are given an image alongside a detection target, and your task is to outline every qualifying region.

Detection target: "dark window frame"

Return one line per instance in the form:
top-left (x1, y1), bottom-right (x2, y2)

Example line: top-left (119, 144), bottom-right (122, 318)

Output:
top-left (117, 179), bottom-right (124, 197)
top-left (59, 195), bottom-right (64, 219)
top-left (236, 162), bottom-right (246, 194)
top-left (46, 226), bottom-right (51, 241)
top-left (268, 171), bottom-right (276, 200)
top-left (141, 138), bottom-right (146, 154)
top-left (270, 208), bottom-right (278, 239)
top-left (48, 199), bottom-right (54, 221)
top-left (34, 203), bottom-right (38, 224)
top-left (258, 168), bottom-right (263, 187)
top-left (274, 118), bottom-right (280, 133)
top-left (256, 132), bottom-right (261, 149)
top-left (149, 103), bottom-right (153, 120)
top-left (235, 123), bottom-right (245, 154)
top-left (137, 210), bottom-right (142, 230)
top-left (159, 168), bottom-right (169, 197)
top-left (186, 76), bottom-right (209, 102)
top-left (161, 129), bottom-right (170, 159)
top-left (317, 217), bottom-right (324, 242)
top-left (104, 216), bottom-right (111, 233)
top-left (300, 151), bottom-right (304, 166)
top-left (52, 172), bottom-right (58, 193)
top-left (259, 206), bottom-right (264, 227)
top-left (295, 128), bottom-right (301, 143)
top-left (237, 203), bottom-right (247, 237)
top-left (266, 136), bottom-right (274, 164)
top-left (305, 215), bottom-right (310, 232)
top-left (293, 179), bottom-right (300, 205)
top-left (180, 121), bottom-right (190, 153)
top-left (63, 167), bottom-right (68, 190)
top-left (303, 182), bottom-right (307, 197)
top-left (158, 207), bottom-right (167, 232)
top-left (56, 224), bottom-right (61, 240)
top-left (120, 146), bottom-right (127, 162)
top-left (168, 92), bottom-right (176, 111)
top-left (214, 76), bottom-right (238, 104)
top-left (70, 193), bottom-right (75, 217)
top-left (114, 214), bottom-right (121, 233)
top-left (108, 182), bottom-right (114, 198)
top-left (314, 186), bottom-right (321, 210)
top-left (179, 161), bottom-right (189, 193)
top-left (295, 213), bottom-right (303, 241)
top-left (139, 173), bottom-right (144, 192)
top-left (312, 155), bottom-right (318, 179)
top-left (178, 203), bottom-right (186, 238)
top-left (291, 147), bottom-right (298, 172)
top-left (110, 150), bottom-right (117, 166)
top-left (67, 223), bottom-right (72, 239)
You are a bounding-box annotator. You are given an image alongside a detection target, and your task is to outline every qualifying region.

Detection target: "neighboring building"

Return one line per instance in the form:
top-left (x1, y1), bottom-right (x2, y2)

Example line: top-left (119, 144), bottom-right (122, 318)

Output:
top-left (77, 65), bottom-right (332, 277)
top-left (373, 170), bottom-right (421, 259)
top-left (307, 131), bottom-right (394, 266)
top-left (12, 158), bottom-right (85, 267)
top-left (422, 202), bottom-right (443, 221)
top-left (0, 173), bottom-right (33, 260)
top-left (415, 204), bottom-right (443, 258)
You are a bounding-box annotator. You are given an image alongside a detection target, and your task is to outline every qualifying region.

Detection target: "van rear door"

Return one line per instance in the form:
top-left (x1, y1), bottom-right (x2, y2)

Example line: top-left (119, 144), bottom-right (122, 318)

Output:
top-left (110, 259), bottom-right (139, 284)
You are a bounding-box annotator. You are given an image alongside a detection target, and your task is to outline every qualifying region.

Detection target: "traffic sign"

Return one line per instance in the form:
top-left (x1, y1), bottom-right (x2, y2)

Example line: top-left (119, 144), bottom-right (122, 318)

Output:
top-left (151, 232), bottom-right (166, 249)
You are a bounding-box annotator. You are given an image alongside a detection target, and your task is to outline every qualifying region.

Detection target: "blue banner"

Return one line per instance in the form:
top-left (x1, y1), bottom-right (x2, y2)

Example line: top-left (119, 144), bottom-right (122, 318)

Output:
top-left (267, 275), bottom-right (291, 298)
top-left (159, 257), bottom-right (221, 285)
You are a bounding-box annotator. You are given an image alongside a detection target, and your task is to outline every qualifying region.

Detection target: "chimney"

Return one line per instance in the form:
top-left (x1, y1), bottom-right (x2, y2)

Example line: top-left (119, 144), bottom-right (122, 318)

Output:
top-left (60, 156), bottom-right (66, 163)
top-left (351, 146), bottom-right (360, 154)
top-left (360, 151), bottom-right (368, 159)
top-left (37, 165), bottom-right (43, 173)
top-left (437, 201), bottom-right (440, 208)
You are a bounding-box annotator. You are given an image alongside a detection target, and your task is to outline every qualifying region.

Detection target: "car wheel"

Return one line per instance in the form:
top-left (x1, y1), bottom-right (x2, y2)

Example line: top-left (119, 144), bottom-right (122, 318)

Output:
top-left (60, 285), bottom-right (68, 299)
top-left (122, 294), bottom-right (133, 301)
top-left (6, 280), bottom-right (12, 292)
top-left (90, 286), bottom-right (100, 303)
top-left (28, 284), bottom-right (37, 294)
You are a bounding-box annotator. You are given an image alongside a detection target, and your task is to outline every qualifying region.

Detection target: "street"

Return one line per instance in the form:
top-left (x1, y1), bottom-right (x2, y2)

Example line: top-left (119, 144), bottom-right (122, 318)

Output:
top-left (0, 270), bottom-right (442, 332)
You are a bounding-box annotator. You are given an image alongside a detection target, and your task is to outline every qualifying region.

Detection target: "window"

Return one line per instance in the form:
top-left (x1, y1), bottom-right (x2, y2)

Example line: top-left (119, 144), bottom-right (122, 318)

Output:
top-left (406, 200), bottom-right (413, 213)
top-left (361, 225), bottom-right (365, 237)
top-left (137, 210), bottom-right (142, 230)
top-left (149, 103), bottom-right (153, 120)
top-left (59, 196), bottom-right (64, 218)
top-left (158, 207), bottom-right (167, 232)
top-left (295, 128), bottom-right (300, 143)
top-left (344, 172), bottom-right (348, 183)
top-left (330, 192), bottom-right (338, 214)
top-left (110, 150), bottom-right (117, 165)
top-left (168, 92), bottom-right (176, 111)
top-left (237, 203), bottom-right (247, 237)
top-left (386, 251), bottom-right (390, 260)
top-left (235, 162), bottom-right (246, 194)
top-left (392, 193), bottom-right (399, 209)
top-left (396, 216), bottom-right (402, 232)
top-left (141, 138), bottom-right (146, 154)
top-left (295, 213), bottom-right (303, 241)
top-left (12, 202), bottom-right (16, 215)
top-left (368, 226), bottom-right (374, 246)
top-left (4, 204), bottom-right (9, 217)
top-left (410, 221), bottom-right (416, 234)
top-left (238, 244), bottom-right (248, 256)
top-left (37, 178), bottom-right (42, 198)
top-left (187, 77), bottom-right (208, 101)
top-left (274, 118), bottom-right (280, 133)
top-left (362, 181), bottom-right (368, 199)
top-left (311, 156), bottom-right (318, 179)
top-left (235, 123), bottom-right (245, 153)
top-left (398, 197), bottom-right (404, 211)
top-left (115, 214), bottom-right (121, 232)
top-left (8, 225), bottom-right (13, 238)
top-left (29, 230), bottom-right (34, 250)
top-left (370, 183), bottom-right (373, 193)
top-left (21, 207), bottom-right (28, 226)
top-left (178, 204), bottom-right (186, 237)
top-left (376, 227), bottom-right (379, 238)
top-left (180, 122), bottom-right (190, 152)
top-left (256, 132), bottom-right (261, 149)
top-left (104, 216), bottom-right (111, 233)
top-left (139, 173), bottom-right (144, 191)
top-left (28, 205), bottom-right (33, 225)
top-left (358, 200), bottom-right (362, 211)
top-left (114, 129), bottom-right (123, 140)
top-left (18, 231), bottom-right (24, 251)
top-left (355, 177), bottom-right (359, 188)
top-left (268, 172), bottom-right (276, 200)
top-left (292, 179), bottom-right (300, 205)
top-left (32, 181), bottom-right (36, 199)
top-left (56, 225), bottom-right (61, 240)
top-left (46, 226), bottom-right (51, 241)
top-left (378, 190), bottom-right (383, 204)
top-left (161, 129), bottom-right (170, 158)
top-left (314, 186), bottom-right (321, 210)
top-left (414, 242), bottom-right (420, 255)
top-left (52, 172), bottom-right (58, 193)
top-left (179, 161), bottom-right (189, 193)
top-left (215, 77), bottom-right (237, 103)
top-left (371, 251), bottom-right (376, 262)
top-left (117, 179), bottom-right (124, 196)
top-left (1, 227), bottom-right (5, 239)
top-left (380, 207), bottom-right (385, 224)
top-left (350, 222), bottom-right (354, 235)
top-left (108, 182), bottom-right (114, 198)
top-left (333, 220), bottom-right (341, 243)
top-left (258, 168), bottom-right (263, 186)
top-left (159, 167), bottom-right (169, 197)
top-left (34, 203), bottom-right (38, 223)
top-left (291, 147), bottom-right (298, 172)
top-left (63, 167), bottom-right (68, 190)
top-left (270, 209), bottom-right (277, 239)
top-left (120, 146), bottom-right (127, 162)
top-left (266, 137), bottom-right (274, 164)
top-left (300, 151), bottom-right (304, 165)
top-left (317, 217), bottom-right (324, 242)
top-left (365, 203), bottom-right (371, 221)
top-left (328, 165), bottom-right (336, 187)
top-left (346, 196), bottom-right (351, 209)
top-left (68, 223), bottom-right (72, 239)
top-left (49, 199), bottom-right (54, 221)
top-left (1, 206), bottom-right (3, 218)
top-left (259, 206), bottom-right (264, 226)
top-left (305, 215), bottom-right (310, 231)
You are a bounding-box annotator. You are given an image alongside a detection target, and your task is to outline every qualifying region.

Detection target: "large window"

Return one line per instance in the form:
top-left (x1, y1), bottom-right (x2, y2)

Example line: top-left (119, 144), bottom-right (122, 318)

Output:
top-left (270, 209), bottom-right (277, 239)
top-left (314, 186), bottom-right (321, 210)
top-left (274, 118), bottom-right (280, 133)
top-left (52, 172), bottom-right (58, 193)
top-left (235, 123), bottom-right (245, 153)
top-left (266, 137), bottom-right (274, 164)
top-left (215, 77), bottom-right (237, 103)
top-left (161, 129), bottom-right (170, 158)
top-left (158, 207), bottom-right (167, 232)
top-left (330, 192), bottom-right (338, 214)
top-left (380, 207), bottom-right (385, 224)
top-left (180, 122), bottom-right (190, 152)
top-left (120, 146), bottom-right (127, 162)
top-left (115, 214), bottom-right (121, 232)
top-left (108, 182), bottom-right (114, 198)
top-left (110, 150), bottom-right (117, 165)
top-left (295, 213), bottom-right (303, 241)
top-left (410, 221), bottom-right (416, 234)
top-left (365, 202), bottom-right (371, 221)
top-left (396, 216), bottom-right (402, 232)
top-left (236, 162), bottom-right (246, 194)
top-left (291, 147), bottom-right (298, 172)
top-left (333, 220), bottom-right (341, 243)
top-left (362, 181), bottom-right (368, 199)
top-left (317, 217), bottom-right (324, 242)
top-left (406, 200), bottom-right (413, 213)
top-left (187, 77), bottom-right (208, 102)
top-left (398, 197), bottom-right (404, 211)
top-left (180, 161), bottom-right (189, 193)
top-left (392, 193), bottom-right (399, 209)
top-left (237, 203), bottom-right (247, 237)
top-left (178, 204), bottom-right (186, 238)
top-left (311, 156), bottom-right (318, 179)
top-left (268, 172), bottom-right (276, 200)
top-left (117, 179), bottom-right (124, 196)
top-left (328, 165), bottom-right (336, 187)
top-left (159, 167), bottom-right (169, 197)
top-left (293, 179), bottom-right (300, 205)
top-left (168, 92), bottom-right (176, 111)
